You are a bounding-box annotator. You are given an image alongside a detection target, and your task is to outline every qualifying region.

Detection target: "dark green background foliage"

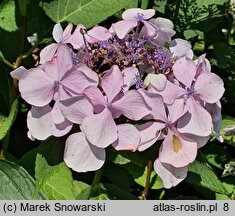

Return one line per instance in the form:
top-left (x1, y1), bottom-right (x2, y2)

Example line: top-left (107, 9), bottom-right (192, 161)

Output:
top-left (0, 0), bottom-right (234, 200)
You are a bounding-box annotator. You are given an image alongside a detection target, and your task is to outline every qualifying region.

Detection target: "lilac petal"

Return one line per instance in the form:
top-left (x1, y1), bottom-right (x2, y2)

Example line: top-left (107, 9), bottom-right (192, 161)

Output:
top-left (154, 158), bottom-right (188, 189)
top-left (112, 90), bottom-right (151, 120)
top-left (138, 89), bottom-right (166, 121)
top-left (61, 64), bottom-right (98, 95)
top-left (50, 118), bottom-right (72, 137)
top-left (178, 100), bottom-right (213, 136)
top-left (159, 130), bottom-right (197, 168)
top-left (137, 122), bottom-right (165, 151)
top-left (150, 80), bottom-right (185, 105)
top-left (206, 101), bottom-right (222, 134)
top-left (86, 26), bottom-right (112, 43)
top-left (167, 98), bottom-right (187, 123)
top-left (122, 67), bottom-right (140, 92)
top-left (51, 100), bottom-right (65, 124)
top-left (187, 134), bottom-right (210, 149)
top-left (150, 18), bottom-right (175, 46)
top-left (64, 132), bottom-right (105, 172)
top-left (39, 43), bottom-right (59, 64)
top-left (43, 57), bottom-right (59, 80)
top-left (195, 54), bottom-right (211, 74)
top-left (59, 95), bottom-right (94, 124)
top-left (81, 108), bottom-right (118, 148)
top-left (83, 86), bottom-right (107, 108)
top-left (122, 8), bottom-right (155, 20)
top-left (112, 124), bottom-right (140, 151)
top-left (19, 68), bottom-right (54, 106)
top-left (61, 23), bottom-right (73, 41)
top-left (64, 24), bottom-right (84, 49)
top-left (102, 65), bottom-right (123, 103)
top-left (10, 66), bottom-right (27, 80)
top-left (170, 39), bottom-right (193, 59)
top-left (154, 17), bottom-right (174, 29)
top-left (56, 45), bottom-right (73, 79)
top-left (144, 73), bottom-right (167, 91)
top-left (173, 57), bottom-right (197, 87)
top-left (27, 105), bottom-right (52, 140)
top-left (52, 23), bottom-right (63, 43)
top-left (142, 20), bottom-right (156, 36)
top-left (195, 72), bottom-right (225, 104)
top-left (112, 20), bottom-right (137, 39)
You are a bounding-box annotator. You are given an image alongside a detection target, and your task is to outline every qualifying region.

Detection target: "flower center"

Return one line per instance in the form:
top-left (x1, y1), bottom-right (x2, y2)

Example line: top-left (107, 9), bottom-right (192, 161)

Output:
top-left (54, 80), bottom-right (60, 87)
top-left (136, 12), bottom-right (144, 21)
top-left (186, 86), bottom-right (195, 98)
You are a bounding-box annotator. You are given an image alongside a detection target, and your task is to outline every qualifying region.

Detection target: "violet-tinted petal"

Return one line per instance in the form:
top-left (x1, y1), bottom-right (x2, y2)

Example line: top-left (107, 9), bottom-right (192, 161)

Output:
top-left (19, 68), bottom-right (54, 106)
top-left (59, 95), bottom-right (94, 124)
top-left (10, 66), bottom-right (27, 80)
top-left (51, 100), bottom-right (65, 124)
top-left (27, 105), bottom-right (52, 140)
top-left (64, 132), bottom-right (105, 172)
top-left (81, 108), bottom-right (118, 148)
top-left (102, 65), bottom-right (124, 103)
top-left (39, 43), bottom-right (59, 64)
top-left (57, 45), bottom-right (73, 79)
top-left (142, 20), bottom-right (156, 36)
top-left (167, 98), bottom-right (187, 123)
top-left (86, 26), bottom-right (112, 43)
top-left (159, 130), bottom-right (197, 167)
top-left (122, 8), bottom-right (155, 20)
top-left (139, 89), bottom-right (166, 121)
top-left (83, 86), bottom-right (107, 108)
top-left (154, 158), bottom-right (188, 189)
top-left (50, 118), bottom-right (72, 137)
top-left (64, 24), bottom-right (84, 49)
top-left (61, 64), bottom-right (98, 95)
top-left (137, 122), bottom-right (165, 151)
top-left (112, 90), bottom-right (151, 120)
top-left (150, 80), bottom-right (185, 105)
top-left (112, 20), bottom-right (137, 39)
top-left (122, 67), bottom-right (140, 92)
top-left (61, 23), bottom-right (73, 41)
top-left (112, 124), bottom-right (140, 151)
top-left (173, 57), bottom-right (197, 87)
top-left (195, 72), bottom-right (225, 104)
top-left (178, 100), bottom-right (213, 136)
top-left (170, 39), bottom-right (193, 59)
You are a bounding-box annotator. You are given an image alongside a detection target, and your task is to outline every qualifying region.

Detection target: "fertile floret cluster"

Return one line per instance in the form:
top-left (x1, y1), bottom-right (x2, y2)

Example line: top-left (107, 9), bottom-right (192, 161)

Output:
top-left (11, 8), bottom-right (225, 188)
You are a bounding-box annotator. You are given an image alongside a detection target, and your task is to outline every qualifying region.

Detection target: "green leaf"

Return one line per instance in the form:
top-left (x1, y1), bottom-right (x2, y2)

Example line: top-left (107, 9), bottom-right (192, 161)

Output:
top-left (204, 143), bottom-right (231, 169)
top-left (0, 99), bottom-right (18, 141)
top-left (101, 183), bottom-right (137, 200)
top-left (40, 0), bottom-right (131, 28)
top-left (38, 136), bottom-right (65, 165)
top-left (73, 181), bottom-right (91, 199)
top-left (141, 0), bottom-right (149, 9)
top-left (0, 0), bottom-right (18, 32)
top-left (187, 160), bottom-right (229, 195)
top-left (213, 42), bottom-right (235, 73)
top-left (154, 0), bottom-right (167, 14)
top-left (220, 116), bottom-right (235, 146)
top-left (34, 154), bottom-right (76, 200)
top-left (124, 162), bottom-right (163, 190)
top-left (0, 160), bottom-right (35, 199)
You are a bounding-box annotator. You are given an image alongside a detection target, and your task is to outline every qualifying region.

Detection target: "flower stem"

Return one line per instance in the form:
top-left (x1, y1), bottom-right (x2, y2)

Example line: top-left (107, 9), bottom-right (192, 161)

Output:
top-left (139, 160), bottom-right (152, 200)
top-left (88, 166), bottom-right (104, 199)
top-left (173, 0), bottom-right (181, 25)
